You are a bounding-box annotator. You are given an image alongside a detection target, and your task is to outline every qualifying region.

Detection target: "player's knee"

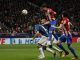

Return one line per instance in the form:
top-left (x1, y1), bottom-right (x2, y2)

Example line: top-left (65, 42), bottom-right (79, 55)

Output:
top-left (42, 46), bottom-right (46, 50)
top-left (67, 44), bottom-right (71, 49)
top-left (37, 43), bottom-right (42, 47)
top-left (49, 45), bottom-right (52, 48)
top-left (56, 42), bottom-right (61, 46)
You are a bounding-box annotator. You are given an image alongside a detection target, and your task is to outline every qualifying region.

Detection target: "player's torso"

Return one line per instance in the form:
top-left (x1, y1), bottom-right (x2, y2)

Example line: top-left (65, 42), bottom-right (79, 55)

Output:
top-left (46, 8), bottom-right (56, 19)
top-left (63, 18), bottom-right (70, 32)
top-left (35, 24), bottom-right (48, 37)
top-left (43, 24), bottom-right (50, 33)
top-left (50, 20), bottom-right (57, 28)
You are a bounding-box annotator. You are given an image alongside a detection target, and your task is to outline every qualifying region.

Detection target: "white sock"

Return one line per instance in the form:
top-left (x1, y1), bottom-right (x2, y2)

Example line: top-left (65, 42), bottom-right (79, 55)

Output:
top-left (52, 46), bottom-right (62, 52)
top-left (46, 47), bottom-right (55, 54)
top-left (39, 47), bottom-right (45, 57)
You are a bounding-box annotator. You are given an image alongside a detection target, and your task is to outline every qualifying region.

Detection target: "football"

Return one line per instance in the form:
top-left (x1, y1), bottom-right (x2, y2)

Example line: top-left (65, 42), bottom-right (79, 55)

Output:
top-left (22, 9), bottom-right (28, 15)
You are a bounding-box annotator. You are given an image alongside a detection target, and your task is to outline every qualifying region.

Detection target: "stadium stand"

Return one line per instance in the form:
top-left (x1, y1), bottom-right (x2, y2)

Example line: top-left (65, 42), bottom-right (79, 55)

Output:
top-left (0, 0), bottom-right (80, 37)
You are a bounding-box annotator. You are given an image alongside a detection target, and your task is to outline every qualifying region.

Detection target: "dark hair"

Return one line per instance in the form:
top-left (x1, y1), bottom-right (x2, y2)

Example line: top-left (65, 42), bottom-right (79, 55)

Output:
top-left (62, 12), bottom-right (68, 17)
top-left (41, 4), bottom-right (47, 8)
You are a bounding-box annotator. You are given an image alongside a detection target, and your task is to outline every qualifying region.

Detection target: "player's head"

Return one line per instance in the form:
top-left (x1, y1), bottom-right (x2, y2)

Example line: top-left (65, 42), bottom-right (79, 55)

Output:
top-left (41, 19), bottom-right (46, 24)
top-left (62, 12), bottom-right (68, 18)
top-left (61, 13), bottom-right (67, 20)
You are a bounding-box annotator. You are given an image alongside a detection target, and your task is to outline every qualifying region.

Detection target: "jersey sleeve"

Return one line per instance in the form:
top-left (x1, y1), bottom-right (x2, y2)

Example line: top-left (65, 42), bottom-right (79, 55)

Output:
top-left (35, 24), bottom-right (40, 33)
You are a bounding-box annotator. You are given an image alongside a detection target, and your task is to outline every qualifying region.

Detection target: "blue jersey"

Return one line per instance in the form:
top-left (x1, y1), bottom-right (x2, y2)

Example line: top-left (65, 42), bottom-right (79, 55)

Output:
top-left (50, 20), bottom-right (57, 26)
top-left (48, 19), bottom-right (58, 41)
top-left (59, 34), bottom-right (72, 44)
top-left (43, 24), bottom-right (50, 33)
top-left (50, 20), bottom-right (57, 30)
top-left (35, 24), bottom-right (48, 37)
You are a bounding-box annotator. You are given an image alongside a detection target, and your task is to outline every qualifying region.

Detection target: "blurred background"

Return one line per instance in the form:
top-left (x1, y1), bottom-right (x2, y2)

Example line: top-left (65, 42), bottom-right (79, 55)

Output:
top-left (0, 0), bottom-right (80, 37)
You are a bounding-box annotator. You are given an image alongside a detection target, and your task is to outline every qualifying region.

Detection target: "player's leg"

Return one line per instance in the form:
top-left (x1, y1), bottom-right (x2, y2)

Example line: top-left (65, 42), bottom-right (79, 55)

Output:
top-left (52, 30), bottom-right (67, 53)
top-left (41, 36), bottom-right (56, 58)
top-left (37, 36), bottom-right (47, 59)
top-left (48, 36), bottom-right (63, 57)
top-left (52, 34), bottom-right (63, 52)
top-left (57, 35), bottom-right (69, 57)
top-left (48, 28), bottom-right (62, 52)
top-left (48, 28), bottom-right (56, 53)
top-left (53, 31), bottom-right (58, 41)
top-left (48, 27), bottom-right (53, 41)
top-left (37, 44), bottom-right (45, 59)
top-left (48, 27), bottom-right (59, 41)
top-left (67, 34), bottom-right (78, 59)
top-left (67, 44), bottom-right (78, 60)
top-left (45, 40), bottom-right (56, 58)
top-left (46, 41), bottom-right (56, 54)
top-left (46, 38), bottom-right (63, 58)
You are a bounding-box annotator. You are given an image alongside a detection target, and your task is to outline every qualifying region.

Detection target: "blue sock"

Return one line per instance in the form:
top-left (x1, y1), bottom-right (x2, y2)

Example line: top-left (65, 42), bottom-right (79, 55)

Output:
top-left (53, 34), bottom-right (58, 41)
top-left (68, 44), bottom-right (77, 57)
top-left (57, 44), bottom-right (67, 52)
top-left (48, 33), bottom-right (52, 41)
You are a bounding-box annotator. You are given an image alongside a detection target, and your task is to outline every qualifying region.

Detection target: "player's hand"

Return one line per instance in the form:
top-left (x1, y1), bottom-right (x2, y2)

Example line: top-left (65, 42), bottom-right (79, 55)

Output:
top-left (31, 37), bottom-right (35, 41)
top-left (57, 27), bottom-right (61, 29)
top-left (57, 26), bottom-right (60, 28)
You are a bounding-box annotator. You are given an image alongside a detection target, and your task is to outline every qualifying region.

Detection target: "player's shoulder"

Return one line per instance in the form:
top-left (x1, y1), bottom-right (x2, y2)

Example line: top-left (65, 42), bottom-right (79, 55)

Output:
top-left (48, 8), bottom-right (52, 10)
top-left (63, 17), bottom-right (69, 22)
top-left (65, 17), bottom-right (69, 21)
top-left (61, 20), bottom-right (63, 24)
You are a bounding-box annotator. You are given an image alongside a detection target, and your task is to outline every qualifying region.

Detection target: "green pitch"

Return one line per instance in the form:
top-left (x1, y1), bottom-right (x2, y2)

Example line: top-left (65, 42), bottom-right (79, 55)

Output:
top-left (0, 43), bottom-right (80, 60)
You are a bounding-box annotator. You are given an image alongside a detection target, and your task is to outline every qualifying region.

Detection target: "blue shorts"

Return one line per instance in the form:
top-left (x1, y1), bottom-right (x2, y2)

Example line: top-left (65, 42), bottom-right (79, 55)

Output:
top-left (60, 34), bottom-right (72, 44)
top-left (60, 35), bottom-right (67, 42)
top-left (66, 35), bottom-right (72, 44)
top-left (49, 27), bottom-right (55, 32)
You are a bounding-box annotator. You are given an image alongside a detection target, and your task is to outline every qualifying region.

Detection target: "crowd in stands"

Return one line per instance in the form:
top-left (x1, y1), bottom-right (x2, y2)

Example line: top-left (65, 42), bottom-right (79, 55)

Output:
top-left (0, 0), bottom-right (80, 37)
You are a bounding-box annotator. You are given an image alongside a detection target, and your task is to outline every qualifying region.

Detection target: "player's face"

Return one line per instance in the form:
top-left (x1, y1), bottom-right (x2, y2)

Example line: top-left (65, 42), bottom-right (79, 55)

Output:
top-left (42, 7), bottom-right (47, 11)
top-left (41, 19), bottom-right (45, 24)
top-left (61, 20), bottom-right (63, 24)
top-left (62, 15), bottom-right (64, 18)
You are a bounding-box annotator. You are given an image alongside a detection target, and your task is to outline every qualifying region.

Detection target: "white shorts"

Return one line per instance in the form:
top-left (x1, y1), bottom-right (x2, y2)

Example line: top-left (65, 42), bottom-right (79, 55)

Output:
top-left (37, 36), bottom-right (48, 46)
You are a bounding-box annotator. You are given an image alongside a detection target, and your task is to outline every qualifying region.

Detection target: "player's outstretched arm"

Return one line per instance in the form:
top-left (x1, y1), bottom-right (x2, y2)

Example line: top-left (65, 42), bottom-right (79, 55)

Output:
top-left (42, 21), bottom-right (50, 25)
top-left (69, 22), bottom-right (74, 28)
top-left (47, 10), bottom-right (52, 21)
top-left (56, 24), bottom-right (63, 29)
top-left (32, 32), bottom-right (39, 40)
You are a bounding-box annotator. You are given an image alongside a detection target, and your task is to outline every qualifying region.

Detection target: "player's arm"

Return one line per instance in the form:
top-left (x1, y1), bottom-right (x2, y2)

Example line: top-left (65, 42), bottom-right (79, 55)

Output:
top-left (32, 31), bottom-right (39, 40)
top-left (63, 20), bottom-right (66, 25)
top-left (69, 22), bottom-right (74, 27)
top-left (55, 23), bottom-right (63, 29)
top-left (47, 10), bottom-right (52, 21)
top-left (58, 24), bottom-right (63, 28)
top-left (52, 10), bottom-right (57, 15)
top-left (42, 21), bottom-right (50, 25)
top-left (41, 19), bottom-right (50, 25)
